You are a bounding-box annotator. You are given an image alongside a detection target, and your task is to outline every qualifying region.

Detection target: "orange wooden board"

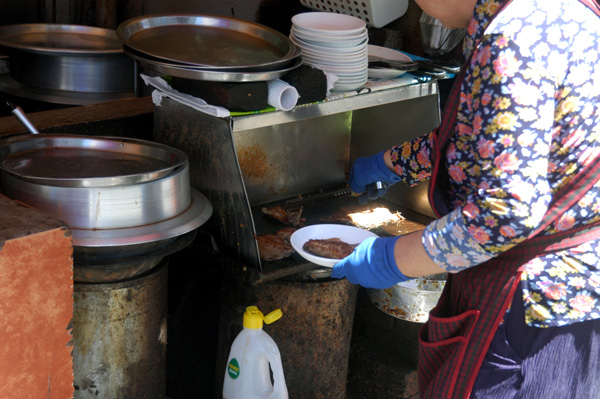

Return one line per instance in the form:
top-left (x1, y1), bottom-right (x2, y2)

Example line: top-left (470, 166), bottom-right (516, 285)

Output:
top-left (0, 195), bottom-right (74, 399)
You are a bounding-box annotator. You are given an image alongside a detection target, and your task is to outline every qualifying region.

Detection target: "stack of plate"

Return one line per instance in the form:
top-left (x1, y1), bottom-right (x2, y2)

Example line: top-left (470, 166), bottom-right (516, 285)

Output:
top-left (290, 12), bottom-right (368, 92)
top-left (117, 14), bottom-right (302, 82)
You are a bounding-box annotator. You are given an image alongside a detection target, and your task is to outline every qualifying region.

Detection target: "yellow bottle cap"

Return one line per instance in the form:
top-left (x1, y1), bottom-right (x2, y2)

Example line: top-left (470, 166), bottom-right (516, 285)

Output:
top-left (264, 308), bottom-right (283, 324)
top-left (243, 306), bottom-right (283, 329)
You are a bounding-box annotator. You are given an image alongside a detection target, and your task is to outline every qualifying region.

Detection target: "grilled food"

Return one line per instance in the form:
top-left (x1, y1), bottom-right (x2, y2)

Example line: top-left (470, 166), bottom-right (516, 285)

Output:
top-left (262, 205), bottom-right (304, 227)
top-left (257, 234), bottom-right (295, 261)
top-left (276, 227), bottom-right (298, 242)
top-left (303, 238), bottom-right (358, 260)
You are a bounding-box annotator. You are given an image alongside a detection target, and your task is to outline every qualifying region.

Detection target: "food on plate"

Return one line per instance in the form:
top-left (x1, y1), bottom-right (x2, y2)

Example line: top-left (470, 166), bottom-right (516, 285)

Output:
top-left (303, 238), bottom-right (358, 260)
top-left (262, 205), bottom-right (305, 227)
top-left (256, 234), bottom-right (295, 261)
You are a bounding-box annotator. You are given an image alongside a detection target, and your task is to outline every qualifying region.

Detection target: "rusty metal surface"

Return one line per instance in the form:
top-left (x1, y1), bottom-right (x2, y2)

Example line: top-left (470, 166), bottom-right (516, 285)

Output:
top-left (216, 278), bottom-right (359, 399)
top-left (233, 114), bottom-right (350, 205)
top-left (72, 261), bottom-right (168, 399)
top-left (153, 99), bottom-right (260, 269)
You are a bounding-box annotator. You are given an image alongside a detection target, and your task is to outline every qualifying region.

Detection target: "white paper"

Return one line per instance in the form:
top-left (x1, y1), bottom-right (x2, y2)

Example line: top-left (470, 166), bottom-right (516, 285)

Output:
top-left (140, 74), bottom-right (230, 118)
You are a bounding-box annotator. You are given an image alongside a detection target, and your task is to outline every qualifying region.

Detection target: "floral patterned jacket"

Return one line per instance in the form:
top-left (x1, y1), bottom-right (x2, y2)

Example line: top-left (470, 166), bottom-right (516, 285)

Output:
top-left (390, 0), bottom-right (600, 327)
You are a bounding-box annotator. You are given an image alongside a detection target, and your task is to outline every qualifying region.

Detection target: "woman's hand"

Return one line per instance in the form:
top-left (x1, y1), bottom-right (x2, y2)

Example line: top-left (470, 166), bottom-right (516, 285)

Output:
top-left (331, 230), bottom-right (447, 288)
top-left (348, 150), bottom-right (401, 204)
top-left (331, 236), bottom-right (408, 288)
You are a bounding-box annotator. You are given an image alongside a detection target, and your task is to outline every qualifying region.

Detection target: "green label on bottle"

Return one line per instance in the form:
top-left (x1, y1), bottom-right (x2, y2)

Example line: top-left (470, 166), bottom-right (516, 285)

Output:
top-left (227, 358), bottom-right (240, 379)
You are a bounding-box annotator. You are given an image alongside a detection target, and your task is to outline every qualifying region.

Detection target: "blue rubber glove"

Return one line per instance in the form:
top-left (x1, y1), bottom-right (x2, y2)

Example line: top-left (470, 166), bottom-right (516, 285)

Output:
top-left (331, 236), bottom-right (409, 289)
top-left (348, 151), bottom-right (402, 204)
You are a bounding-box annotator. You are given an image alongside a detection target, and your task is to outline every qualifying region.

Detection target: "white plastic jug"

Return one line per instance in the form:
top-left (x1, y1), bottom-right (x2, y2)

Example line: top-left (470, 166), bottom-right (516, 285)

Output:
top-left (222, 306), bottom-right (288, 399)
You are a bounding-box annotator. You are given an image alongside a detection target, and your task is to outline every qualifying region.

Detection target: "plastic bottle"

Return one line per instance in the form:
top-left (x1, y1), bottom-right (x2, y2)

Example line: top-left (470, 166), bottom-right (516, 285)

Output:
top-left (222, 306), bottom-right (288, 399)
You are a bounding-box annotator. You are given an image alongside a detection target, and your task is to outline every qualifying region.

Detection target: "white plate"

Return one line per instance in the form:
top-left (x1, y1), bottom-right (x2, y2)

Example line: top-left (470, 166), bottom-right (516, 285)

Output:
top-left (367, 44), bottom-right (412, 79)
top-left (292, 12), bottom-right (366, 37)
top-left (290, 34), bottom-right (368, 54)
top-left (301, 52), bottom-right (367, 65)
top-left (292, 27), bottom-right (368, 48)
top-left (290, 224), bottom-right (378, 267)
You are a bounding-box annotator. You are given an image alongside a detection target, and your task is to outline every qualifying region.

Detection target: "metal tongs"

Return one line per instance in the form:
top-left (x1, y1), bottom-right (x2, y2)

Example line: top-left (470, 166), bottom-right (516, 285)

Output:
top-left (368, 55), bottom-right (461, 78)
top-left (357, 181), bottom-right (388, 205)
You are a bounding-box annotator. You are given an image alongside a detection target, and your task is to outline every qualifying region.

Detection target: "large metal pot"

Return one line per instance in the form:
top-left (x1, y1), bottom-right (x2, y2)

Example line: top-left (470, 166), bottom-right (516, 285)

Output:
top-left (0, 24), bottom-right (134, 94)
top-left (0, 133), bottom-right (212, 247)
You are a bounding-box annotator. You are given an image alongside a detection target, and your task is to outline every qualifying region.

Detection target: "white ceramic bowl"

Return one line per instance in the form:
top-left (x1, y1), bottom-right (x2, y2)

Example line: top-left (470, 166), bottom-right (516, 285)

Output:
top-left (336, 73), bottom-right (368, 82)
top-left (292, 26), bottom-right (367, 41)
top-left (292, 27), bottom-right (368, 48)
top-left (313, 62), bottom-right (368, 73)
top-left (301, 52), bottom-right (367, 66)
top-left (336, 72), bottom-right (369, 81)
top-left (297, 43), bottom-right (368, 57)
top-left (292, 12), bottom-right (366, 37)
top-left (290, 34), bottom-right (367, 54)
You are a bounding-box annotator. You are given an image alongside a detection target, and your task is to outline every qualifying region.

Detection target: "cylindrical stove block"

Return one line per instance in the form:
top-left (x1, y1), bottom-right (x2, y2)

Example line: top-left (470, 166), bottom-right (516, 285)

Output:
top-left (216, 278), bottom-right (359, 399)
top-left (72, 260), bottom-right (168, 399)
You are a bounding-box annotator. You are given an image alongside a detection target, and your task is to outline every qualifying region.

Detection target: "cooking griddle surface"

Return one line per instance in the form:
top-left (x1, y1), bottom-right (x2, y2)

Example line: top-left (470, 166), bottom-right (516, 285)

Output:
top-left (254, 194), bottom-right (430, 237)
top-left (252, 192), bottom-right (433, 279)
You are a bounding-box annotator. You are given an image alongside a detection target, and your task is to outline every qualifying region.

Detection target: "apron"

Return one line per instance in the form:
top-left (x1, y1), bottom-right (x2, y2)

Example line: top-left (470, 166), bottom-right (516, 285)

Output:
top-left (419, 1), bottom-right (600, 398)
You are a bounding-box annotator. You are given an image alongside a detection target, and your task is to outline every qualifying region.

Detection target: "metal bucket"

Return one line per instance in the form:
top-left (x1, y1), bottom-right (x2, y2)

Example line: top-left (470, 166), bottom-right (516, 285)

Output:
top-left (367, 273), bottom-right (447, 323)
top-left (72, 260), bottom-right (169, 399)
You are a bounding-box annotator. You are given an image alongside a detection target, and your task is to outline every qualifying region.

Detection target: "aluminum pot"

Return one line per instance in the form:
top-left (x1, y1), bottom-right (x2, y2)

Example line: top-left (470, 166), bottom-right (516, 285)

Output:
top-left (0, 24), bottom-right (134, 94)
top-left (0, 133), bottom-right (188, 187)
top-left (0, 133), bottom-right (212, 247)
top-left (367, 273), bottom-right (447, 323)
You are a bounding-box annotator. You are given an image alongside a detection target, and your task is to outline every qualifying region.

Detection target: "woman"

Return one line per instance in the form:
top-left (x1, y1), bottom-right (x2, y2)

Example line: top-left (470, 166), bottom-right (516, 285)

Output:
top-left (332, 0), bottom-right (600, 397)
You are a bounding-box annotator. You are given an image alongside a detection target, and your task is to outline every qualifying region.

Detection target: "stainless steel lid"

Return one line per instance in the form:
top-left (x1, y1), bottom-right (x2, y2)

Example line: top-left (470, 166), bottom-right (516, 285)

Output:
top-left (117, 14), bottom-right (302, 81)
top-left (0, 134), bottom-right (188, 187)
top-left (0, 23), bottom-right (124, 54)
top-left (117, 14), bottom-right (297, 68)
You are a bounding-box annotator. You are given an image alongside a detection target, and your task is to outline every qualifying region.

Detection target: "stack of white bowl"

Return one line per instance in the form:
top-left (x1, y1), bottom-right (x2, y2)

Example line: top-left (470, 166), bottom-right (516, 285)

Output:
top-left (290, 12), bottom-right (368, 92)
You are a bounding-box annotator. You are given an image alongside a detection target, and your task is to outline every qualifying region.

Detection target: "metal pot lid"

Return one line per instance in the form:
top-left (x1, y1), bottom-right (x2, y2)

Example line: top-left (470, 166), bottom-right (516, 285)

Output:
top-left (122, 42), bottom-right (302, 73)
top-left (128, 45), bottom-right (302, 82)
top-left (0, 23), bottom-right (124, 54)
top-left (0, 134), bottom-right (188, 187)
top-left (117, 14), bottom-right (298, 70)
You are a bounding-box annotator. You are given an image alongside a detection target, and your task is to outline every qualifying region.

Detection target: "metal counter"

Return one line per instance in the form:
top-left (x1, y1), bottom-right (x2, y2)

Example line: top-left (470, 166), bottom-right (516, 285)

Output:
top-left (153, 81), bottom-right (440, 280)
